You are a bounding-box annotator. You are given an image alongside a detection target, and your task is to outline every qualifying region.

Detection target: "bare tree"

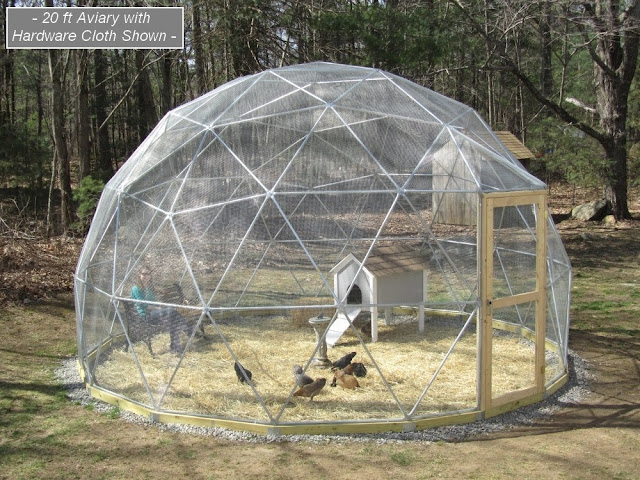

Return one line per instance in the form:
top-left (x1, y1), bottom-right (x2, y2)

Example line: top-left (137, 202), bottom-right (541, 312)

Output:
top-left (135, 50), bottom-right (157, 142)
top-left (47, 48), bottom-right (74, 233)
top-left (76, 49), bottom-right (91, 181)
top-left (451, 0), bottom-right (640, 219)
top-left (93, 49), bottom-right (113, 181)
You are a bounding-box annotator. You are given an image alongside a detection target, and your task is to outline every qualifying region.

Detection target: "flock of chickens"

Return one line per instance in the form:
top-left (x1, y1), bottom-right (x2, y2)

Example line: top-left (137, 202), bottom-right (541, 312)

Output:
top-left (233, 351), bottom-right (368, 402)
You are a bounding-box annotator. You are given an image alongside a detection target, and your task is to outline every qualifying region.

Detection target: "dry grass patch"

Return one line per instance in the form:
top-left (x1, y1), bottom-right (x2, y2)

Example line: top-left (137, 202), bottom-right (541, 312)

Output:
top-left (93, 314), bottom-right (560, 424)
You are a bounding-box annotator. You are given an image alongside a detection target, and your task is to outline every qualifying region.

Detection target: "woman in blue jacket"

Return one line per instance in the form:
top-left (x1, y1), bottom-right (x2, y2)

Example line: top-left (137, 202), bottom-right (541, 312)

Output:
top-left (131, 267), bottom-right (187, 353)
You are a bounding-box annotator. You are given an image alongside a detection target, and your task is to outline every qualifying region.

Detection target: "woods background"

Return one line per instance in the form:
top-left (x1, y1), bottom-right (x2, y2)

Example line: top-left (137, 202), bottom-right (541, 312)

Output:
top-left (1, 0), bottom-right (639, 235)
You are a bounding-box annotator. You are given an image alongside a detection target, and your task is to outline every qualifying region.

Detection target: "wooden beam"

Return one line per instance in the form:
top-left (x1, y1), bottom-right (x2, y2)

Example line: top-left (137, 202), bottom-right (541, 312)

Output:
top-left (535, 197), bottom-right (548, 393)
top-left (492, 291), bottom-right (539, 309)
top-left (479, 195), bottom-right (494, 411)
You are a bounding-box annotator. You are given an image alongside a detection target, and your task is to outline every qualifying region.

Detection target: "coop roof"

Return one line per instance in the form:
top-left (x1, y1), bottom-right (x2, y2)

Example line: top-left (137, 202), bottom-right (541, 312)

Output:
top-left (494, 131), bottom-right (535, 160)
top-left (331, 245), bottom-right (429, 278)
top-left (365, 245), bottom-right (429, 277)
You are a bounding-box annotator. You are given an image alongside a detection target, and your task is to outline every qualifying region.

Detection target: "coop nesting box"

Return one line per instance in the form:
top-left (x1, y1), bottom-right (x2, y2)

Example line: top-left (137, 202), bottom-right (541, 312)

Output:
top-left (75, 62), bottom-right (572, 435)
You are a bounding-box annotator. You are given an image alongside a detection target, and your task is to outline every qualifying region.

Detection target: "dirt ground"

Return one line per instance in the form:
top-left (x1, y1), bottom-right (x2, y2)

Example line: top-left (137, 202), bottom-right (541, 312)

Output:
top-left (1, 187), bottom-right (639, 479)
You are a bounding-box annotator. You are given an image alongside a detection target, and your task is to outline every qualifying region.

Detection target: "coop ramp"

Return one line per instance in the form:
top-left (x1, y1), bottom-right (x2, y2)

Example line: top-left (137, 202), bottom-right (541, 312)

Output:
top-left (326, 306), bottom-right (362, 347)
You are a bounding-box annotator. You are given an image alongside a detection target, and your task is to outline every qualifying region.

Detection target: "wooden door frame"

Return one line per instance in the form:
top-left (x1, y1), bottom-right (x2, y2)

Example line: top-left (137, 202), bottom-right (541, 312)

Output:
top-left (478, 191), bottom-right (547, 412)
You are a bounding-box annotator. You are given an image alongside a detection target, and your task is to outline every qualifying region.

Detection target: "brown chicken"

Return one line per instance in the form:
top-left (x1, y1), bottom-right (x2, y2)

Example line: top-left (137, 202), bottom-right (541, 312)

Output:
top-left (342, 363), bottom-right (356, 375)
top-left (293, 377), bottom-right (327, 401)
top-left (331, 369), bottom-right (359, 389)
top-left (343, 362), bottom-right (367, 377)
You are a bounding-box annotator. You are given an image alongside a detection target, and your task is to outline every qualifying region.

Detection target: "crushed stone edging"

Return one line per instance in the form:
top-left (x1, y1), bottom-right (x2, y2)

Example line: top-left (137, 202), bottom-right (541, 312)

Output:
top-left (55, 349), bottom-right (592, 444)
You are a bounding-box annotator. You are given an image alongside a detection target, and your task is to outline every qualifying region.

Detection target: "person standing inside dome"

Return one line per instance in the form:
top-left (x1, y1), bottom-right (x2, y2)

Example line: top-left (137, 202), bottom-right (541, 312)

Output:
top-left (131, 266), bottom-right (187, 353)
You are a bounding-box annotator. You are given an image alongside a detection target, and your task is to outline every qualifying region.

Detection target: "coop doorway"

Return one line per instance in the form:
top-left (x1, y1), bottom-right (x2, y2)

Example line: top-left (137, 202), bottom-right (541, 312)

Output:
top-left (347, 284), bottom-right (362, 305)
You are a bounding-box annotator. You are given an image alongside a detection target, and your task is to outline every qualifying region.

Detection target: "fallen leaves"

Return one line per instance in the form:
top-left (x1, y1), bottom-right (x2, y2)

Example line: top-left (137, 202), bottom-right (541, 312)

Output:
top-left (0, 237), bottom-right (81, 306)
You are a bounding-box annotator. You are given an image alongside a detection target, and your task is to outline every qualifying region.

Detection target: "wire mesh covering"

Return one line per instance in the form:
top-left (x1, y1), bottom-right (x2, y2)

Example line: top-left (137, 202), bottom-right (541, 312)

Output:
top-left (75, 62), bottom-right (571, 429)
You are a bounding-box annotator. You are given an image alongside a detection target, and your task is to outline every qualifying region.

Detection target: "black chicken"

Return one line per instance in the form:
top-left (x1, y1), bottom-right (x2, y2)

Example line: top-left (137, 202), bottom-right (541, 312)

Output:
top-left (234, 361), bottom-right (253, 384)
top-left (332, 351), bottom-right (356, 370)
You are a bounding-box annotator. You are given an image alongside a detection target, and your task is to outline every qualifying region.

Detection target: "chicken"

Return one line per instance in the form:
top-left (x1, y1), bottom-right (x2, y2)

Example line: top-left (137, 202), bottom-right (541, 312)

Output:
top-left (342, 363), bottom-right (356, 375)
top-left (234, 361), bottom-right (253, 384)
top-left (330, 369), bottom-right (359, 389)
top-left (293, 364), bottom-right (314, 387)
top-left (343, 362), bottom-right (367, 378)
top-left (360, 323), bottom-right (372, 338)
top-left (332, 351), bottom-right (356, 370)
top-left (293, 377), bottom-right (327, 401)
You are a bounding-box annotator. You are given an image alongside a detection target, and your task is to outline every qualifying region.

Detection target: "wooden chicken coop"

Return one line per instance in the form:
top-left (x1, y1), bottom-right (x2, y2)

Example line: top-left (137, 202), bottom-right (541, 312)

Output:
top-left (329, 245), bottom-right (429, 343)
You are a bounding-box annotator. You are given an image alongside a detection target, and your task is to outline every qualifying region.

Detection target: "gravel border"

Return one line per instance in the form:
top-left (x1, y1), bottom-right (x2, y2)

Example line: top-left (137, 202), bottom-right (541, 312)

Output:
top-left (55, 350), bottom-right (591, 444)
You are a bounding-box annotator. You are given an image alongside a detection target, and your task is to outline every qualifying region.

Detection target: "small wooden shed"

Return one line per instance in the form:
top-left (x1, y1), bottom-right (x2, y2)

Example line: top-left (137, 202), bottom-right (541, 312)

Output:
top-left (329, 245), bottom-right (429, 343)
top-left (494, 131), bottom-right (535, 171)
top-left (433, 130), bottom-right (536, 226)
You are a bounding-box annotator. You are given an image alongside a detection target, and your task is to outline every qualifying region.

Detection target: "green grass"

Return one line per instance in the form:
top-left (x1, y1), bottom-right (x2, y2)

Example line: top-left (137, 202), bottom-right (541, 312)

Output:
top-left (389, 449), bottom-right (415, 466)
top-left (103, 406), bottom-right (121, 419)
top-left (572, 300), bottom-right (633, 312)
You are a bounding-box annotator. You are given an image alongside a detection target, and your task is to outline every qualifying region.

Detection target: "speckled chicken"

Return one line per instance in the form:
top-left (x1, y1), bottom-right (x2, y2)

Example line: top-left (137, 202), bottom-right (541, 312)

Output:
top-left (294, 377), bottom-right (327, 401)
top-left (293, 364), bottom-right (314, 387)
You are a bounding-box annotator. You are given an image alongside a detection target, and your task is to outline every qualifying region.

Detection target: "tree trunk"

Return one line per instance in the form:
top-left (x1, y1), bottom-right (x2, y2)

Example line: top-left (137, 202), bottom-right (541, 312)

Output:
top-left (77, 50), bottom-right (91, 180)
top-left (46, 149), bottom-right (57, 238)
top-left (1, 0), bottom-right (15, 125)
top-left (161, 51), bottom-right (173, 115)
top-left (192, 3), bottom-right (208, 95)
top-left (48, 48), bottom-right (74, 232)
top-left (597, 77), bottom-right (632, 218)
top-left (539, 1), bottom-right (553, 98)
top-left (93, 49), bottom-right (113, 181)
top-left (483, 0), bottom-right (494, 126)
top-left (602, 140), bottom-right (630, 219)
top-left (590, 0), bottom-right (639, 220)
top-left (34, 51), bottom-right (45, 191)
top-left (135, 50), bottom-right (157, 142)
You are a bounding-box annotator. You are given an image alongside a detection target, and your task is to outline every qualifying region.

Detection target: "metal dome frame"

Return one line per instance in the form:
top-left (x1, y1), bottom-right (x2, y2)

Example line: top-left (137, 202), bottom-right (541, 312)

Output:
top-left (74, 62), bottom-right (571, 435)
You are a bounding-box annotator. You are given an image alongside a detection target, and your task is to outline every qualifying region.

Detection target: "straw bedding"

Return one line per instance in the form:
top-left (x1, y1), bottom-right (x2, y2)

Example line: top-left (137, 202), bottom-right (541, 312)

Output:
top-left (94, 313), bottom-right (562, 423)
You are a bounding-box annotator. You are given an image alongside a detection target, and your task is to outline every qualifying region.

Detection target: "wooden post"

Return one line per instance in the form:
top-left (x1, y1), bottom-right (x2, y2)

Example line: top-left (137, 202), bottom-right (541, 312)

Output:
top-left (478, 194), bottom-right (494, 412)
top-left (535, 197), bottom-right (547, 393)
top-left (371, 278), bottom-right (378, 342)
top-left (420, 269), bottom-right (427, 333)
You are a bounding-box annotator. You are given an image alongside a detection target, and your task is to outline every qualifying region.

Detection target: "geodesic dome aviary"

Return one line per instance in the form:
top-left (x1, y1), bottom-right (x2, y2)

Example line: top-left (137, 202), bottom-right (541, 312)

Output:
top-left (75, 62), bottom-right (571, 435)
